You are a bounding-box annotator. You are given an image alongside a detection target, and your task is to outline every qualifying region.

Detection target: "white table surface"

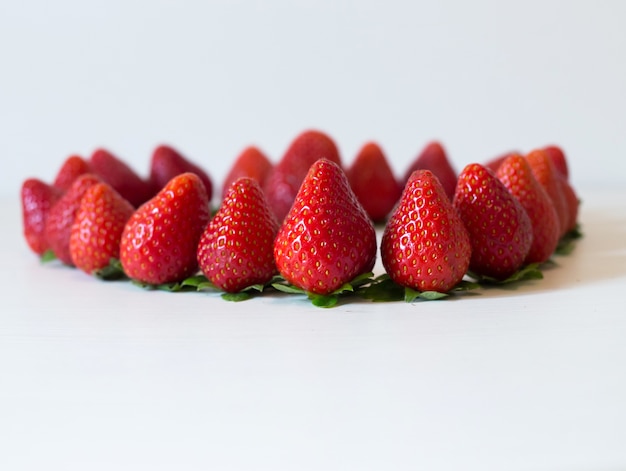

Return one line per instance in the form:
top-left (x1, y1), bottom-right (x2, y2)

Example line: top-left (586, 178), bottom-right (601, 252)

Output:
top-left (2, 187), bottom-right (626, 471)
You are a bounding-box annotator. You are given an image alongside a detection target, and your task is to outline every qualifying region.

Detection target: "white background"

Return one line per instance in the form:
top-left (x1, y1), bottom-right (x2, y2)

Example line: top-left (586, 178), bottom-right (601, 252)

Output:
top-left (2, 0), bottom-right (626, 198)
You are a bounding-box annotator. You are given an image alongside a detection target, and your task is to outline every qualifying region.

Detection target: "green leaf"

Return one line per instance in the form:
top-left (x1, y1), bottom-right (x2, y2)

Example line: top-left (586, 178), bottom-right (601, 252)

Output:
top-left (418, 290), bottom-right (449, 301)
top-left (453, 280), bottom-right (481, 291)
top-left (349, 271), bottom-right (375, 289)
top-left (271, 282), bottom-right (306, 294)
top-left (40, 250), bottom-right (57, 263)
top-left (359, 275), bottom-right (405, 302)
top-left (181, 274), bottom-right (210, 288)
top-left (469, 263), bottom-right (544, 285)
top-left (94, 258), bottom-right (127, 281)
top-left (221, 291), bottom-right (252, 302)
top-left (309, 293), bottom-right (339, 308)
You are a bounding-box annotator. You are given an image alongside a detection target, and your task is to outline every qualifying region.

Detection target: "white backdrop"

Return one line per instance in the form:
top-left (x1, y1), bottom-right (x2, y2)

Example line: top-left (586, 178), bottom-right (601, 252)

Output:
top-left (2, 0), bottom-right (626, 198)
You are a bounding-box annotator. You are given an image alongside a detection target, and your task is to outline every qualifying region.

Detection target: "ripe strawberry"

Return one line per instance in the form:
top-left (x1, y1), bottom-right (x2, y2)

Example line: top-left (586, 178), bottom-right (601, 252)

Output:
top-left (44, 173), bottom-right (102, 265)
top-left (453, 163), bottom-right (533, 280)
top-left (346, 141), bottom-right (402, 223)
top-left (543, 145), bottom-right (569, 180)
top-left (69, 182), bottom-right (135, 274)
top-left (120, 172), bottom-right (211, 285)
top-left (150, 145), bottom-right (213, 202)
top-left (20, 178), bottom-right (63, 255)
top-left (221, 146), bottom-right (273, 201)
top-left (264, 130), bottom-right (342, 222)
top-left (402, 141), bottom-right (457, 200)
top-left (274, 159), bottom-right (376, 296)
top-left (496, 155), bottom-right (560, 264)
top-left (198, 177), bottom-right (279, 293)
top-left (382, 170), bottom-right (471, 293)
top-left (90, 148), bottom-right (154, 207)
top-left (484, 151), bottom-right (520, 174)
top-left (557, 175), bottom-right (579, 233)
top-left (53, 155), bottom-right (92, 191)
top-left (526, 149), bottom-right (568, 236)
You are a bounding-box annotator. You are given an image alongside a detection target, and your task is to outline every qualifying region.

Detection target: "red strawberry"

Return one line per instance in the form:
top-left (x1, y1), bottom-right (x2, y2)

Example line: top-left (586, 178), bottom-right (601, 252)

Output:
top-left (69, 182), bottom-right (135, 274)
top-left (90, 148), bottom-right (154, 207)
top-left (346, 142), bottom-right (402, 223)
top-left (53, 155), bottom-right (92, 191)
top-left (543, 145), bottom-right (569, 180)
top-left (402, 141), bottom-right (457, 200)
top-left (44, 173), bottom-right (102, 265)
top-left (198, 177), bottom-right (279, 293)
top-left (20, 178), bottom-right (63, 255)
top-left (120, 172), bottom-right (211, 285)
top-left (221, 146), bottom-right (273, 201)
top-left (453, 163), bottom-right (533, 280)
top-left (264, 130), bottom-right (342, 222)
top-left (526, 149), bottom-right (568, 236)
top-left (484, 151), bottom-right (520, 174)
top-left (150, 145), bottom-right (213, 202)
top-left (274, 159), bottom-right (376, 295)
top-left (496, 155), bottom-right (560, 264)
top-left (382, 170), bottom-right (471, 293)
top-left (557, 175), bottom-right (579, 233)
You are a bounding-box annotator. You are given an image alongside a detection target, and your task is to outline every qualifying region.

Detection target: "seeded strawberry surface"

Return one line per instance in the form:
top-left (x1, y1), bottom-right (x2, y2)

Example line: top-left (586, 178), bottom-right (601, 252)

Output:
top-left (120, 172), bottom-right (211, 285)
top-left (21, 178), bottom-right (63, 256)
top-left (70, 182), bottom-right (135, 274)
top-left (453, 163), bottom-right (533, 280)
top-left (198, 177), bottom-right (279, 293)
top-left (274, 159), bottom-right (377, 296)
top-left (382, 170), bottom-right (471, 293)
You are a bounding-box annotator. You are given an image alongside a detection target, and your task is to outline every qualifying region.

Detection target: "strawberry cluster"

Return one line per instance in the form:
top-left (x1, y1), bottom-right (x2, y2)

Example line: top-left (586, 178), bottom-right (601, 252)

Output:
top-left (20, 131), bottom-right (581, 307)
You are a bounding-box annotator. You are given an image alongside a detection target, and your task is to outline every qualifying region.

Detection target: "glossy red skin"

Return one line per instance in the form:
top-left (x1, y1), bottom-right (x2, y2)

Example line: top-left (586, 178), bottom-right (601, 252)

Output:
top-left (120, 172), bottom-right (211, 285)
top-left (53, 155), bottom-right (92, 191)
top-left (484, 151), bottom-right (521, 174)
top-left (543, 145), bottom-right (569, 180)
top-left (526, 149), bottom-right (569, 237)
top-left (264, 130), bottom-right (342, 223)
top-left (347, 142), bottom-right (402, 223)
top-left (274, 159), bottom-right (376, 295)
top-left (198, 177), bottom-right (279, 293)
top-left (90, 148), bottom-right (154, 208)
top-left (382, 170), bottom-right (471, 293)
top-left (453, 163), bottom-right (533, 280)
top-left (221, 146), bottom-right (273, 201)
top-left (496, 155), bottom-right (560, 264)
top-left (21, 178), bottom-right (63, 255)
top-left (69, 183), bottom-right (135, 274)
top-left (402, 141), bottom-right (457, 200)
top-left (150, 145), bottom-right (213, 203)
top-left (45, 174), bottom-right (102, 265)
top-left (557, 176), bottom-right (579, 232)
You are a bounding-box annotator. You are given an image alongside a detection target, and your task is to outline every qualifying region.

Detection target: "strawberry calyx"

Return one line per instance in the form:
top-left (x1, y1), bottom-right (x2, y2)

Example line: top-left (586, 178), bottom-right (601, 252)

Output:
top-left (40, 249), bottom-right (57, 264)
top-left (555, 224), bottom-right (583, 256)
top-left (467, 263), bottom-right (544, 285)
top-left (272, 272), bottom-right (375, 308)
top-left (181, 274), bottom-right (273, 302)
top-left (94, 258), bottom-right (128, 281)
top-left (360, 274), bottom-right (480, 303)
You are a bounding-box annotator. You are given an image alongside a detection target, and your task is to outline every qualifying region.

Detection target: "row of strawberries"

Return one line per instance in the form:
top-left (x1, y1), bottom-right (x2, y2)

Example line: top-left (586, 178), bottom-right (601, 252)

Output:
top-left (20, 130), bottom-right (579, 305)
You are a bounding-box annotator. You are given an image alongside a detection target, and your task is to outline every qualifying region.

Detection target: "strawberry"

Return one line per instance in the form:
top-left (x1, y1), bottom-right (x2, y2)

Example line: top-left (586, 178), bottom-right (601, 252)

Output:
top-left (44, 173), bottom-right (102, 265)
top-left (53, 155), bottom-right (92, 191)
top-left (402, 141), bottom-right (457, 200)
top-left (382, 170), bottom-right (471, 293)
top-left (20, 178), bottom-right (63, 255)
top-left (221, 146), bottom-right (273, 201)
top-left (526, 149), bottom-right (568, 236)
top-left (273, 159), bottom-right (376, 296)
top-left (90, 148), bottom-right (154, 207)
top-left (150, 145), bottom-right (213, 202)
top-left (198, 177), bottom-right (279, 293)
top-left (453, 163), bottom-right (533, 280)
top-left (120, 172), bottom-right (211, 285)
top-left (346, 141), bottom-right (402, 223)
top-left (496, 155), bottom-right (560, 264)
top-left (543, 145), bottom-right (569, 180)
top-left (264, 130), bottom-right (342, 222)
top-left (557, 175), bottom-right (579, 233)
top-left (484, 151), bottom-right (520, 174)
top-left (69, 182), bottom-right (135, 274)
